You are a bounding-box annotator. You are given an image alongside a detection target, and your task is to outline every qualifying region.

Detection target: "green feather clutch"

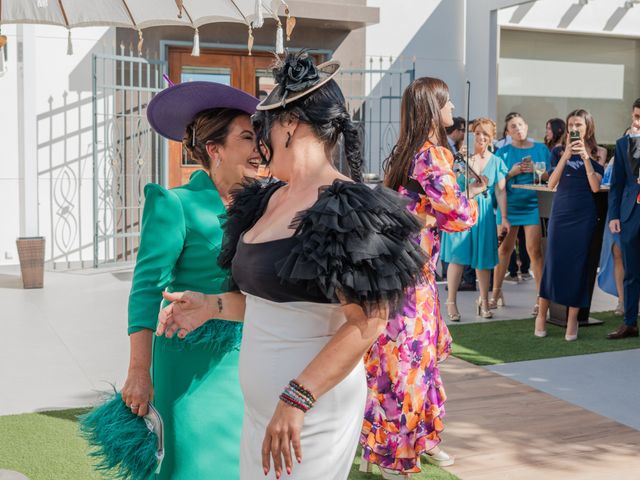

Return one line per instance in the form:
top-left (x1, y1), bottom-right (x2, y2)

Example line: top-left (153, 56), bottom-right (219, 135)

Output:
top-left (79, 392), bottom-right (164, 480)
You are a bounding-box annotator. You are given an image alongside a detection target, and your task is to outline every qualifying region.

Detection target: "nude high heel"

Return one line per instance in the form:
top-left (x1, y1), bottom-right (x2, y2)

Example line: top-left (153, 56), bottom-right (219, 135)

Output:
top-left (488, 289), bottom-right (504, 309)
top-left (422, 446), bottom-right (455, 467)
top-left (361, 458), bottom-right (413, 479)
top-left (380, 467), bottom-right (413, 479)
top-left (565, 320), bottom-right (579, 342)
top-left (476, 297), bottom-right (493, 318)
top-left (445, 301), bottom-right (461, 322)
top-left (534, 314), bottom-right (547, 338)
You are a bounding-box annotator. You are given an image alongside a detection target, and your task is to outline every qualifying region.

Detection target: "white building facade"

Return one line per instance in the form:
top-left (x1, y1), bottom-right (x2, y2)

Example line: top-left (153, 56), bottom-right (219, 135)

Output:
top-left (2, 0), bottom-right (640, 268)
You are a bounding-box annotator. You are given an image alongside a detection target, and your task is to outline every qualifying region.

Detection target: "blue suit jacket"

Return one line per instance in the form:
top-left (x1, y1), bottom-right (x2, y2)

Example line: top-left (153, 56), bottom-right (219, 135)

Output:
top-left (608, 136), bottom-right (640, 223)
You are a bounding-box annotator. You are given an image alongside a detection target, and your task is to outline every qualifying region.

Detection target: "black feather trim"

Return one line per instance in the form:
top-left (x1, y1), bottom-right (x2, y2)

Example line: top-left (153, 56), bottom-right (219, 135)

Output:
top-left (218, 178), bottom-right (285, 270)
top-left (275, 180), bottom-right (427, 315)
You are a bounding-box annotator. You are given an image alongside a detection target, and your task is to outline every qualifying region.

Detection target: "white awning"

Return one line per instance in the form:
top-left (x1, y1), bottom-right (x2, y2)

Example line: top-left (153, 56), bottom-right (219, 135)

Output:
top-left (499, 0), bottom-right (640, 38)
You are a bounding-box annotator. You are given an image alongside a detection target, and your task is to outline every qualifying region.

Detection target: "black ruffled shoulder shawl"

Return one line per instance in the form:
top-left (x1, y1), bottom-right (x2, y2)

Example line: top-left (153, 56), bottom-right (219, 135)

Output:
top-left (218, 178), bottom-right (285, 270)
top-left (219, 179), bottom-right (427, 315)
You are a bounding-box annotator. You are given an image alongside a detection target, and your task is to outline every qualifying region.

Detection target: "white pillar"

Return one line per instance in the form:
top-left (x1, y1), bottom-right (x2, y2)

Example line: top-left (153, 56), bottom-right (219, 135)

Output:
top-left (465, 0), bottom-right (537, 119)
top-left (17, 24), bottom-right (39, 237)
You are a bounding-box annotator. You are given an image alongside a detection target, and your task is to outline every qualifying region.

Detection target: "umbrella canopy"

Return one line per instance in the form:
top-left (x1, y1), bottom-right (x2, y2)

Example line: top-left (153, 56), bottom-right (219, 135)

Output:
top-left (0, 0), bottom-right (293, 55)
top-left (0, 0), bottom-right (284, 29)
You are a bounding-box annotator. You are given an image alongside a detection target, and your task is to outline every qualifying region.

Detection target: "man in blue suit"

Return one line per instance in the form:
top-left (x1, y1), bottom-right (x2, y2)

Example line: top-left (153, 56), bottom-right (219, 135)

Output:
top-left (607, 98), bottom-right (640, 339)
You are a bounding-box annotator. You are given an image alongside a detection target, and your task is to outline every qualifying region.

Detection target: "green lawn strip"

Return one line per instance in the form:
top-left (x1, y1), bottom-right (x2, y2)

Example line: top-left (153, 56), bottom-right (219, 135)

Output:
top-left (448, 311), bottom-right (639, 366)
top-left (0, 408), bottom-right (101, 480)
top-left (0, 409), bottom-right (458, 480)
top-left (350, 447), bottom-right (459, 480)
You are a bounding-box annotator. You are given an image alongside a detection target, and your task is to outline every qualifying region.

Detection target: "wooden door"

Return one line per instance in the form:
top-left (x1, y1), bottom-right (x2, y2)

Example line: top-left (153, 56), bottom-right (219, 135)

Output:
top-left (167, 48), bottom-right (277, 187)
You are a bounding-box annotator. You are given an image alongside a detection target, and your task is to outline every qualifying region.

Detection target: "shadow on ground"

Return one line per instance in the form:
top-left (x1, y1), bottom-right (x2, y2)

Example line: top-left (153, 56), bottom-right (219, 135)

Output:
top-left (0, 274), bottom-right (22, 289)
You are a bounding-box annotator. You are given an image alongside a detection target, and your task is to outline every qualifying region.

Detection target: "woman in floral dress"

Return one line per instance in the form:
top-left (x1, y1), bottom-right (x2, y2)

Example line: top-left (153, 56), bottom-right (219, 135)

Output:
top-left (360, 77), bottom-right (484, 478)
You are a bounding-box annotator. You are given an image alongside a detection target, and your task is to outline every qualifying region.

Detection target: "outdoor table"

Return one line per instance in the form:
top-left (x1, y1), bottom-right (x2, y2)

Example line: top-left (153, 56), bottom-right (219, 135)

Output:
top-left (512, 184), bottom-right (608, 327)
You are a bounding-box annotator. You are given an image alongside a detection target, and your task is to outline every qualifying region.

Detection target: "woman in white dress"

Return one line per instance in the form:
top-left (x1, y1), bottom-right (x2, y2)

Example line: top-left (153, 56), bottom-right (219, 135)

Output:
top-left (155, 52), bottom-right (427, 480)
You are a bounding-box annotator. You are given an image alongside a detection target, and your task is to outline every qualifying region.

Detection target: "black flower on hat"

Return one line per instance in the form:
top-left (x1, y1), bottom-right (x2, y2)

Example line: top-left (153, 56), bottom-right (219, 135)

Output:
top-left (273, 51), bottom-right (320, 105)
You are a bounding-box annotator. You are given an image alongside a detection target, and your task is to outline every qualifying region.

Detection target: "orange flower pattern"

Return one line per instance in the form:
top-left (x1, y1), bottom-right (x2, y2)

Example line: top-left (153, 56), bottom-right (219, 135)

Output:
top-left (361, 142), bottom-right (478, 473)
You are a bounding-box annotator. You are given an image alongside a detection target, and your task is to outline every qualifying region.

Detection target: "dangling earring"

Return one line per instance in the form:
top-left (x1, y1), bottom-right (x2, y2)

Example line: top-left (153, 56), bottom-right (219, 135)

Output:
top-left (215, 156), bottom-right (221, 169)
top-left (285, 131), bottom-right (292, 148)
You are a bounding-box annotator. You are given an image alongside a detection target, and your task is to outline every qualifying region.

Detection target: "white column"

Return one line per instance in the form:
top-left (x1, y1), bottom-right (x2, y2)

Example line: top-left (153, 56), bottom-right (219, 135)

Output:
top-left (17, 24), bottom-right (39, 238)
top-left (465, 0), bottom-right (536, 118)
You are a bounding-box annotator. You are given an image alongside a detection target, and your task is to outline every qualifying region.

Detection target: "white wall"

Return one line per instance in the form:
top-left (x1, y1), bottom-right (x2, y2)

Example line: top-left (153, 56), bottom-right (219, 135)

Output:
top-left (364, 0), bottom-right (640, 148)
top-left (0, 25), bottom-right (20, 265)
top-left (0, 26), bottom-right (115, 266)
top-left (365, 0), bottom-right (466, 112)
top-left (498, 29), bottom-right (640, 144)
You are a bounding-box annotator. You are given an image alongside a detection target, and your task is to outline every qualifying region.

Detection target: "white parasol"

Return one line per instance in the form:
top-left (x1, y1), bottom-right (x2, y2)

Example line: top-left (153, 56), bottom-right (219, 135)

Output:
top-left (0, 0), bottom-right (295, 57)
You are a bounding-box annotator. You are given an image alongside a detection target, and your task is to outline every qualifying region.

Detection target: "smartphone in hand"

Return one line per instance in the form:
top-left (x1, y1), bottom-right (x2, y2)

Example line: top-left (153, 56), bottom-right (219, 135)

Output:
top-left (521, 155), bottom-right (533, 173)
top-left (569, 130), bottom-right (581, 142)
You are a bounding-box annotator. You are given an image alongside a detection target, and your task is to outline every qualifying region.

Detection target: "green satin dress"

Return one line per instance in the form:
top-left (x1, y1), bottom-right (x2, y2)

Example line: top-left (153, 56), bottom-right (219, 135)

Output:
top-left (128, 170), bottom-right (243, 479)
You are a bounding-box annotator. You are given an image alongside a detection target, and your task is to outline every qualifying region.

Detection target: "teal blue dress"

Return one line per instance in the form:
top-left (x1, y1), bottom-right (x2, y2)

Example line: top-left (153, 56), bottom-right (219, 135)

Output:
top-left (128, 170), bottom-right (243, 479)
top-left (495, 142), bottom-right (551, 226)
top-left (441, 154), bottom-right (508, 270)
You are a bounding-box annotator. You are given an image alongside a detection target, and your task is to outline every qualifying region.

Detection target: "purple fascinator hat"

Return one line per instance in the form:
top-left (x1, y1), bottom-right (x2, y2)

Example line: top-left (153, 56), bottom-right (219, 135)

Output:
top-left (147, 80), bottom-right (259, 142)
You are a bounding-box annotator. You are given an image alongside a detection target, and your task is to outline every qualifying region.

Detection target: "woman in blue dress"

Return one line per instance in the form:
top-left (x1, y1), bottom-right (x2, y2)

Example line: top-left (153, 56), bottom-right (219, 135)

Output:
top-left (442, 118), bottom-right (509, 320)
top-left (491, 112), bottom-right (551, 315)
top-left (535, 109), bottom-right (605, 340)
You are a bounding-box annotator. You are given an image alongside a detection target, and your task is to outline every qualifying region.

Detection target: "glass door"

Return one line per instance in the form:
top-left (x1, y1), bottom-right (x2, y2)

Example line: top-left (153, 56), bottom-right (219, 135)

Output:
top-left (167, 49), bottom-right (275, 187)
top-left (166, 49), bottom-right (325, 187)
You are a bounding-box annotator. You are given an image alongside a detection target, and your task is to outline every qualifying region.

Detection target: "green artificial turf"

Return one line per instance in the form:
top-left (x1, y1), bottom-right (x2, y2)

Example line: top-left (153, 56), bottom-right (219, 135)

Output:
top-left (349, 447), bottom-right (460, 480)
top-left (0, 409), bottom-right (458, 480)
top-left (448, 310), bottom-right (639, 365)
top-left (0, 408), bottom-right (101, 480)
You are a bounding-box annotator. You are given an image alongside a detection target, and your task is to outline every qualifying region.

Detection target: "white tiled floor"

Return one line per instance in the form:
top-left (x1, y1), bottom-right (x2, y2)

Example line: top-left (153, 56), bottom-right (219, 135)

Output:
top-left (438, 273), bottom-right (619, 325)
top-left (0, 264), bottom-right (627, 417)
top-left (0, 265), bottom-right (130, 415)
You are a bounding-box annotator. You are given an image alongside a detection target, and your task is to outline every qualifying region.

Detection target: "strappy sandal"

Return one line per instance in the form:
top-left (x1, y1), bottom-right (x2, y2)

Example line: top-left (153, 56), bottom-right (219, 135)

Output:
top-left (444, 301), bottom-right (461, 322)
top-left (488, 289), bottom-right (504, 309)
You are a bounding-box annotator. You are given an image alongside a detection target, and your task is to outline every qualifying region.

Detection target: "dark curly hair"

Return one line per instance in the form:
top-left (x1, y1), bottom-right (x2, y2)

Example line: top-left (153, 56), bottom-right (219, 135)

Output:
top-left (252, 52), bottom-right (363, 182)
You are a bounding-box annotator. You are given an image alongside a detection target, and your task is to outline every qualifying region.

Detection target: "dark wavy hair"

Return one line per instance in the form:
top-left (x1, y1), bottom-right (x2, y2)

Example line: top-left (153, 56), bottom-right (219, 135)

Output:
top-left (545, 117), bottom-right (565, 151)
top-left (251, 53), bottom-right (363, 182)
top-left (183, 108), bottom-right (247, 168)
top-left (383, 76), bottom-right (450, 191)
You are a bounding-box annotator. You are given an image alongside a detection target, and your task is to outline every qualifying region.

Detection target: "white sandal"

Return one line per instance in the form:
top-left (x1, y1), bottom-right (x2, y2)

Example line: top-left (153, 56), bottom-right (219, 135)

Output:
top-left (422, 446), bottom-right (455, 467)
top-left (360, 459), bottom-right (413, 478)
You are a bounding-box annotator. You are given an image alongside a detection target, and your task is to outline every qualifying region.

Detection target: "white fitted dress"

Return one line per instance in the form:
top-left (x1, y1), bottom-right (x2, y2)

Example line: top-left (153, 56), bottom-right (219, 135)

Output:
top-left (219, 179), bottom-right (428, 480)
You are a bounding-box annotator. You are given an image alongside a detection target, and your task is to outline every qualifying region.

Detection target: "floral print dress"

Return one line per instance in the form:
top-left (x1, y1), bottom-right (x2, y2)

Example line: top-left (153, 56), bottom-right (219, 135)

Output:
top-left (361, 141), bottom-right (478, 473)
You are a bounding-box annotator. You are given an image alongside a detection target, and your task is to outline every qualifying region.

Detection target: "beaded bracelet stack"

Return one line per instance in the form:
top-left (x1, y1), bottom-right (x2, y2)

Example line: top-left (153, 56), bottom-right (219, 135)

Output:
top-left (279, 380), bottom-right (316, 413)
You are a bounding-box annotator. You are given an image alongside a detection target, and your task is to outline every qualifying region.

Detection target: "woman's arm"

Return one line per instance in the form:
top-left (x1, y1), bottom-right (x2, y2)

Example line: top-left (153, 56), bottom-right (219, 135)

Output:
top-left (412, 147), bottom-right (479, 233)
top-left (506, 162), bottom-right (523, 181)
top-left (121, 330), bottom-right (154, 416)
top-left (261, 302), bottom-right (387, 478)
top-left (156, 290), bottom-right (246, 338)
top-left (124, 185), bottom-right (185, 415)
top-left (547, 156), bottom-right (567, 190)
top-left (571, 140), bottom-right (602, 193)
top-left (547, 147), bottom-right (571, 191)
top-left (297, 302), bottom-right (386, 398)
top-left (495, 176), bottom-right (510, 230)
top-left (583, 157), bottom-right (603, 193)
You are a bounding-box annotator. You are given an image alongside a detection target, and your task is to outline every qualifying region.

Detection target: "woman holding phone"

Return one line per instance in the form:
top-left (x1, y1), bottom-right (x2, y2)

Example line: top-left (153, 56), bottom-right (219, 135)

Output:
top-left (491, 112), bottom-right (551, 314)
top-left (535, 109), bottom-right (604, 340)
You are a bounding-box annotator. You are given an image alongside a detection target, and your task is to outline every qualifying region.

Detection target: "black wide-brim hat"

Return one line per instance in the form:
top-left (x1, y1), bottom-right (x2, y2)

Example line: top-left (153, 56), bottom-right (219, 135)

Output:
top-left (147, 81), bottom-right (259, 142)
top-left (257, 60), bottom-right (341, 111)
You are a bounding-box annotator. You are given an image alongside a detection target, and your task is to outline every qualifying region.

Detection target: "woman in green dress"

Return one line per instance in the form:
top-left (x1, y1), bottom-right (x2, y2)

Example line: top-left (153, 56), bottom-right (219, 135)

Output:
top-left (121, 81), bottom-right (259, 479)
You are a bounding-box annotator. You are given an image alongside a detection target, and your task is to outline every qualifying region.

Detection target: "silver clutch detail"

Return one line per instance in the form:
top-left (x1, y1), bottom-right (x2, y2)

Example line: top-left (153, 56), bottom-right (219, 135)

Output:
top-left (144, 403), bottom-right (165, 473)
